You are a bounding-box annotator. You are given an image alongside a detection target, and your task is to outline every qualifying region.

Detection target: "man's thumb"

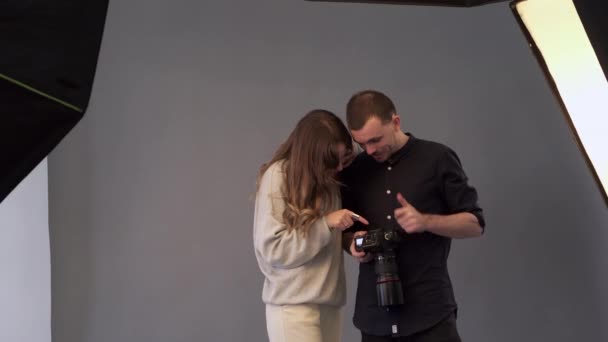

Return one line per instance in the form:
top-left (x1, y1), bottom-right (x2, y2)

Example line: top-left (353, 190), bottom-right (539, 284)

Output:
top-left (397, 193), bottom-right (409, 207)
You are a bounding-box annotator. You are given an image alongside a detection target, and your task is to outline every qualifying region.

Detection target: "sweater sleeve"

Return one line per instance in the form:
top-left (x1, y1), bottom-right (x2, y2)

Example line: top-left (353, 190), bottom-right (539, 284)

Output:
top-left (253, 163), bottom-right (333, 269)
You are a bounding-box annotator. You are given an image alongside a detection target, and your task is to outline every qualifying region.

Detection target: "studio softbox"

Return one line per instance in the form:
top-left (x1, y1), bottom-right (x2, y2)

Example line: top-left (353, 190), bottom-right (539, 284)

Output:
top-left (0, 0), bottom-right (109, 203)
top-left (511, 0), bottom-right (608, 207)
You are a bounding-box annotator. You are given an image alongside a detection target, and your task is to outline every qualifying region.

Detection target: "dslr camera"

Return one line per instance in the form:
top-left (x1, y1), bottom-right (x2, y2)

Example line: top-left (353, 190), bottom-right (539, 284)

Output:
top-left (354, 227), bottom-right (405, 307)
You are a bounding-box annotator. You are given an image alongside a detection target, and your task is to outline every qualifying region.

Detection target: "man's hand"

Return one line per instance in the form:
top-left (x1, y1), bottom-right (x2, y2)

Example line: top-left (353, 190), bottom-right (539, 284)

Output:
top-left (394, 193), bottom-right (427, 234)
top-left (349, 231), bottom-right (373, 263)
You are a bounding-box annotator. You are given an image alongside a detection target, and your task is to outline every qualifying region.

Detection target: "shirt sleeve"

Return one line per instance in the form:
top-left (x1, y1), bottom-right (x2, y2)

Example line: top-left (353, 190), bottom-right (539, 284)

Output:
top-left (253, 164), bottom-right (333, 269)
top-left (438, 148), bottom-right (486, 229)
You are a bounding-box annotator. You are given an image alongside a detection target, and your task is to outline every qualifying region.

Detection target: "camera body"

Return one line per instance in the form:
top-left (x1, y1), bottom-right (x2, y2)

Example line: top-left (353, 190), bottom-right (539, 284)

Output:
top-left (354, 227), bottom-right (405, 308)
top-left (354, 227), bottom-right (402, 253)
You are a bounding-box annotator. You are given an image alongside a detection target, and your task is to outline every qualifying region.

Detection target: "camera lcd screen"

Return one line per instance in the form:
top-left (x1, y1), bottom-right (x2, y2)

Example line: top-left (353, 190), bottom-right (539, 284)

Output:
top-left (355, 237), bottom-right (364, 246)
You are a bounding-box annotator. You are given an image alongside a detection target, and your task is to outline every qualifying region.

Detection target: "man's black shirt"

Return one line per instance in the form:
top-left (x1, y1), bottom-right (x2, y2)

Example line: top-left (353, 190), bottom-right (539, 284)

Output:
top-left (341, 133), bottom-right (485, 337)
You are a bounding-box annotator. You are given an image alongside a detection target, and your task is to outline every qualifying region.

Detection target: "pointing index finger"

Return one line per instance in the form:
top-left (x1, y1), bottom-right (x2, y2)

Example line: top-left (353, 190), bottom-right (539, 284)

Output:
top-left (350, 212), bottom-right (369, 225)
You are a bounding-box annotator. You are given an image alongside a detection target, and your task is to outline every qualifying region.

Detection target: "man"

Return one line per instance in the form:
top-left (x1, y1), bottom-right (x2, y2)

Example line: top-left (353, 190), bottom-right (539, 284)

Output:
top-left (341, 90), bottom-right (485, 342)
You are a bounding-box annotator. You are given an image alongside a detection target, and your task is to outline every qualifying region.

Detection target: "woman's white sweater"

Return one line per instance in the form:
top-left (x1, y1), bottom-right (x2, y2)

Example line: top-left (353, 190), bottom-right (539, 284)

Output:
top-left (253, 161), bottom-right (345, 307)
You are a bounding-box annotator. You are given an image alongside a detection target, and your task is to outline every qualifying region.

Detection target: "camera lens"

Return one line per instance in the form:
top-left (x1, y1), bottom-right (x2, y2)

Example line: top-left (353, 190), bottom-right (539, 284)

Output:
top-left (374, 254), bottom-right (404, 307)
top-left (376, 274), bottom-right (404, 307)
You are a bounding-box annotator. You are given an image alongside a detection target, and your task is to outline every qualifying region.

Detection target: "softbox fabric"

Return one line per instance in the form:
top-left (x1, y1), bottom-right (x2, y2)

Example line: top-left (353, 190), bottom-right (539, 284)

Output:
top-left (0, 0), bottom-right (109, 203)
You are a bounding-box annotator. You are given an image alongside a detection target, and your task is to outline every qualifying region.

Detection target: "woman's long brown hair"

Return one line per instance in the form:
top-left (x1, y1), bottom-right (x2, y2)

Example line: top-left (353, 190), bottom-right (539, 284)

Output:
top-left (257, 109), bottom-right (352, 234)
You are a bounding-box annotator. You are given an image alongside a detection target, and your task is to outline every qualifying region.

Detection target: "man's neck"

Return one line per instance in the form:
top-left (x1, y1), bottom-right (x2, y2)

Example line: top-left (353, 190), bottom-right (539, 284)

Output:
top-left (395, 131), bottom-right (409, 150)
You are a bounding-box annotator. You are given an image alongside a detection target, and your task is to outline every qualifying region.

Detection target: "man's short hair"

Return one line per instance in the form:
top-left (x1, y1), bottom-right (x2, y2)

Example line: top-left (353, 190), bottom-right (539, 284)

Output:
top-left (346, 90), bottom-right (396, 130)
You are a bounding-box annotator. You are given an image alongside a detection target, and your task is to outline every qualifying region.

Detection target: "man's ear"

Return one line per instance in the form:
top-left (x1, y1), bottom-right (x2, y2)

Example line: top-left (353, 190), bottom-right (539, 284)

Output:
top-left (391, 114), bottom-right (401, 131)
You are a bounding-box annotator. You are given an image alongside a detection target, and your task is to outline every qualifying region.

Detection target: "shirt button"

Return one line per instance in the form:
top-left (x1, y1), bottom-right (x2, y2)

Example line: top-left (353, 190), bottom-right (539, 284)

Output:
top-left (387, 215), bottom-right (392, 220)
top-left (387, 166), bottom-right (392, 171)
top-left (386, 190), bottom-right (391, 194)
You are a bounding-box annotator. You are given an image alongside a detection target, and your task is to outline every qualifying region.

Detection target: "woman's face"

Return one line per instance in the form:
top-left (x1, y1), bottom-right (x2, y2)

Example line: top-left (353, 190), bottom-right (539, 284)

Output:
top-left (335, 143), bottom-right (355, 173)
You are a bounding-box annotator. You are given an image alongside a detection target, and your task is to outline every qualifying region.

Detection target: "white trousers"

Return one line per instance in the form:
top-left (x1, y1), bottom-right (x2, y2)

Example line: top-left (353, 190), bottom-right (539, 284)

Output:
top-left (265, 304), bottom-right (342, 342)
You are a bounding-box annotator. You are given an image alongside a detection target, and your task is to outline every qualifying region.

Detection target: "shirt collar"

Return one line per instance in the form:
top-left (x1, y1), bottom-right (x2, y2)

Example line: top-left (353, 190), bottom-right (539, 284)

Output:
top-left (386, 132), bottom-right (415, 166)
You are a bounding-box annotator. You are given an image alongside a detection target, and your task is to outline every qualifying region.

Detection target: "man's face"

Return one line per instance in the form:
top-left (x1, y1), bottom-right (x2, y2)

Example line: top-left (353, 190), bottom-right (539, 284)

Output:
top-left (350, 116), bottom-right (399, 163)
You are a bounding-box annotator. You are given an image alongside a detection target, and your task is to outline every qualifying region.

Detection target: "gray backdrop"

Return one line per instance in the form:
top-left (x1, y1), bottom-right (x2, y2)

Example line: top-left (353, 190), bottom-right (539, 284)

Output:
top-left (48, 1), bottom-right (608, 341)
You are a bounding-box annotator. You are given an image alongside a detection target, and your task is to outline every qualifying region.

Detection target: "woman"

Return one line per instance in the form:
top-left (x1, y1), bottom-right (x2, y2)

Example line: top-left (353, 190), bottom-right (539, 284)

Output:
top-left (254, 109), bottom-right (368, 342)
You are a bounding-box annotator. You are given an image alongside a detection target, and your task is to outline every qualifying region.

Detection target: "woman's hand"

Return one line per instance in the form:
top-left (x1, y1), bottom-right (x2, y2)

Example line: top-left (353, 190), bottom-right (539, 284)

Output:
top-left (325, 209), bottom-right (369, 231)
